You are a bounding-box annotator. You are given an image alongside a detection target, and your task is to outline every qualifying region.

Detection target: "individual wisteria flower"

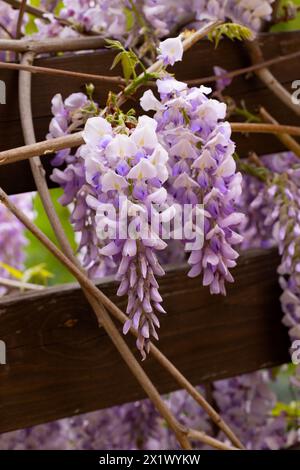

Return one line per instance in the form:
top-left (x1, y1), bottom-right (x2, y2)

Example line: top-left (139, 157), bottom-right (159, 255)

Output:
top-left (141, 77), bottom-right (244, 295)
top-left (143, 0), bottom-right (194, 38)
top-left (0, 193), bottom-right (33, 296)
top-left (193, 0), bottom-right (226, 22)
top-left (81, 114), bottom-right (173, 357)
top-left (158, 36), bottom-right (183, 66)
top-left (213, 66), bottom-right (232, 94)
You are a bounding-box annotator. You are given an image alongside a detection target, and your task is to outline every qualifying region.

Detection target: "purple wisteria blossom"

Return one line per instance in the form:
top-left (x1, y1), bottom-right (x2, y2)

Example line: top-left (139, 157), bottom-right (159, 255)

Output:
top-left (81, 114), bottom-right (172, 357)
top-left (158, 36), bottom-right (183, 65)
top-left (49, 93), bottom-right (114, 279)
top-left (237, 152), bottom-right (300, 393)
top-left (141, 78), bottom-right (244, 295)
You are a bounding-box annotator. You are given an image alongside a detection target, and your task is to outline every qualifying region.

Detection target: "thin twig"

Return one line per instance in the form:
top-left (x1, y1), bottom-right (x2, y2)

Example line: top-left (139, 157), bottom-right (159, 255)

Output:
top-left (0, 60), bottom-right (126, 86)
top-left (0, 22), bottom-right (14, 39)
top-left (185, 50), bottom-right (300, 87)
top-left (3, 122), bottom-right (300, 166)
top-left (187, 429), bottom-right (239, 451)
top-left (0, 276), bottom-right (45, 291)
top-left (246, 40), bottom-right (300, 118)
top-left (259, 107), bottom-right (300, 159)
top-left (15, 0), bottom-right (27, 39)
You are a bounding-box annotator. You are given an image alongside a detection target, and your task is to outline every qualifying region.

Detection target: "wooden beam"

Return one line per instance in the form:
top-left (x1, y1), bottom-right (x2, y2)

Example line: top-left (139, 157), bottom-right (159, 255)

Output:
top-left (0, 31), bottom-right (300, 194)
top-left (0, 249), bottom-right (290, 433)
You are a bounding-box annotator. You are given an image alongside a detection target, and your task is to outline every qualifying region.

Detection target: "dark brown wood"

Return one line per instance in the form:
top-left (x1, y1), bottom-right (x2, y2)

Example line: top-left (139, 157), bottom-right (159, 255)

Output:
top-left (0, 31), bottom-right (300, 194)
top-left (0, 249), bottom-right (290, 433)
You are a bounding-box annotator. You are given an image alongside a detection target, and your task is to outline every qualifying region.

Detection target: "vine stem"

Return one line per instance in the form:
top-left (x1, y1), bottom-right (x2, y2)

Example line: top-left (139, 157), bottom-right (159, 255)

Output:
top-left (0, 60), bottom-right (127, 86)
top-left (18, 51), bottom-right (244, 450)
top-left (2, 122), bottom-right (300, 166)
top-left (246, 40), bottom-right (300, 118)
top-left (187, 429), bottom-right (239, 451)
top-left (19, 50), bottom-right (191, 451)
top-left (0, 35), bottom-right (106, 53)
top-left (259, 107), bottom-right (300, 158)
top-left (0, 185), bottom-right (244, 451)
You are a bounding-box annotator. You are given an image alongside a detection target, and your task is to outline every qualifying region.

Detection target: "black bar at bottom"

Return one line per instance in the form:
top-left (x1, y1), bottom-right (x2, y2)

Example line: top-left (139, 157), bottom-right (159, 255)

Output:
top-left (0, 450), bottom-right (298, 467)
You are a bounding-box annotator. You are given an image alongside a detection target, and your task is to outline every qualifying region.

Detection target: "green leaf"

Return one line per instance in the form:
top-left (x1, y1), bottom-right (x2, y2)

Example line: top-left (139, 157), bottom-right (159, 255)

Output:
top-left (22, 263), bottom-right (53, 285)
top-left (272, 401), bottom-right (300, 418)
top-left (0, 261), bottom-right (23, 280)
top-left (105, 39), bottom-right (126, 51)
top-left (124, 6), bottom-right (135, 31)
top-left (24, 188), bottom-right (77, 285)
top-left (121, 53), bottom-right (135, 82)
top-left (110, 51), bottom-right (124, 70)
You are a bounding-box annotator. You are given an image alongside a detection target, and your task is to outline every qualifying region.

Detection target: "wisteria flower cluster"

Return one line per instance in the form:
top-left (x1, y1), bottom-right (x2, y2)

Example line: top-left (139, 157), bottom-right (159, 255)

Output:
top-left (50, 70), bottom-right (244, 357)
top-left (142, 77), bottom-right (244, 295)
top-left (80, 113), bottom-right (171, 357)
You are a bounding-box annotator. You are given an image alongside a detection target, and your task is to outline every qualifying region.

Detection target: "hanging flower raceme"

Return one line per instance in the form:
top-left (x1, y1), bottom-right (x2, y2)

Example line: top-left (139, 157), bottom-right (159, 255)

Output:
top-left (265, 169), bottom-right (300, 350)
top-left (141, 77), bottom-right (244, 295)
top-left (80, 114), bottom-right (173, 358)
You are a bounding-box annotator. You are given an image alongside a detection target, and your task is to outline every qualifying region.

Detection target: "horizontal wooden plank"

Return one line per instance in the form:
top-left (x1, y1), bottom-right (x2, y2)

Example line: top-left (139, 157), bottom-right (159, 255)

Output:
top-left (0, 248), bottom-right (290, 433)
top-left (0, 31), bottom-right (300, 194)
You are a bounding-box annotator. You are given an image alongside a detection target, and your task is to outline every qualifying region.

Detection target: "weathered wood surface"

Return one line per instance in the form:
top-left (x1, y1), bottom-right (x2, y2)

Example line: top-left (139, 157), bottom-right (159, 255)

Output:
top-left (0, 249), bottom-right (290, 433)
top-left (0, 31), bottom-right (300, 195)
